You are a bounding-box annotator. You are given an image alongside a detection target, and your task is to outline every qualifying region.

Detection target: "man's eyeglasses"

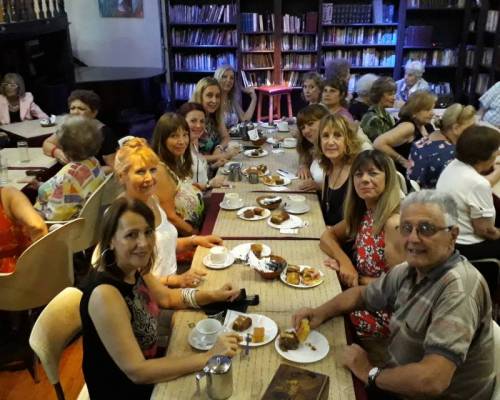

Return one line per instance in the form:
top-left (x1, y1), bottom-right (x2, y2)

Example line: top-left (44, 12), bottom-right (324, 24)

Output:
top-left (398, 222), bottom-right (453, 238)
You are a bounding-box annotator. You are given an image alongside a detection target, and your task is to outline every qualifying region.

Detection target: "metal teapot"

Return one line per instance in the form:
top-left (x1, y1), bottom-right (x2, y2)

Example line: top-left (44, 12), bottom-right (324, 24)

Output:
top-left (195, 355), bottom-right (233, 399)
top-left (228, 164), bottom-right (242, 182)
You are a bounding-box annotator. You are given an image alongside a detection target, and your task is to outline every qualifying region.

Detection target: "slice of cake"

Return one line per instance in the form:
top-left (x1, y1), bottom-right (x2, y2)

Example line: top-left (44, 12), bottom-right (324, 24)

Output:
top-left (278, 331), bottom-right (299, 351)
top-left (252, 327), bottom-right (265, 343)
top-left (232, 315), bottom-right (252, 332)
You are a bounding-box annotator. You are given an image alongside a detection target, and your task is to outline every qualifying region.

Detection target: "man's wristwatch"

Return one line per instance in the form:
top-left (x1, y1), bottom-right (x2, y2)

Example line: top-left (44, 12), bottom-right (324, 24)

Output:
top-left (367, 367), bottom-right (382, 388)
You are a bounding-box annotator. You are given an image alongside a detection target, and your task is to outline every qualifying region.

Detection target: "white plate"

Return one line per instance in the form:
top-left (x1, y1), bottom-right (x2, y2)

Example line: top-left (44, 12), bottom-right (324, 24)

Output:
top-left (230, 243), bottom-right (271, 260)
top-left (280, 265), bottom-right (325, 288)
top-left (262, 176), bottom-right (291, 186)
top-left (281, 142), bottom-right (296, 148)
top-left (275, 330), bottom-right (329, 363)
top-left (188, 329), bottom-right (215, 351)
top-left (219, 199), bottom-right (244, 210)
top-left (237, 207), bottom-right (271, 221)
top-left (284, 204), bottom-right (311, 215)
top-left (242, 166), bottom-right (269, 176)
top-left (244, 149), bottom-right (268, 158)
top-left (202, 253), bottom-right (235, 269)
top-left (223, 310), bottom-right (278, 347)
top-left (267, 214), bottom-right (303, 229)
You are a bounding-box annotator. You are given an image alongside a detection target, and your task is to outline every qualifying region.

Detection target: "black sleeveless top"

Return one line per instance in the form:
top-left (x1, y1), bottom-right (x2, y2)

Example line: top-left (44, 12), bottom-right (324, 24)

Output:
top-left (321, 176), bottom-right (349, 226)
top-left (80, 271), bottom-right (159, 400)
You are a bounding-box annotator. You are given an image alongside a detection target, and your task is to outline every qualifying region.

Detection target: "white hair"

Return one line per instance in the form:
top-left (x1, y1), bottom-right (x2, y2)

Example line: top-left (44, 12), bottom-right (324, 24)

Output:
top-left (355, 74), bottom-right (379, 97)
top-left (405, 60), bottom-right (425, 77)
top-left (401, 190), bottom-right (458, 226)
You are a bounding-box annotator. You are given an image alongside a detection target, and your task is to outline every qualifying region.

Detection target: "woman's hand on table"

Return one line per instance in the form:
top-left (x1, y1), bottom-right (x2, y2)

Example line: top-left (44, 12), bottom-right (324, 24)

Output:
top-left (212, 283), bottom-right (241, 302)
top-left (166, 270), bottom-right (206, 288)
top-left (193, 234), bottom-right (223, 248)
top-left (338, 262), bottom-right (359, 288)
top-left (297, 165), bottom-right (312, 180)
top-left (208, 175), bottom-right (226, 188)
top-left (323, 257), bottom-right (340, 271)
top-left (209, 333), bottom-right (240, 358)
top-left (292, 307), bottom-right (325, 330)
top-left (298, 179), bottom-right (318, 192)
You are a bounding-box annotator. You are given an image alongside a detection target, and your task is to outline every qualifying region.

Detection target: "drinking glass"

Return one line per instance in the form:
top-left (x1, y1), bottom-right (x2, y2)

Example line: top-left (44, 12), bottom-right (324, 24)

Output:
top-left (0, 155), bottom-right (9, 185)
top-left (17, 141), bottom-right (30, 163)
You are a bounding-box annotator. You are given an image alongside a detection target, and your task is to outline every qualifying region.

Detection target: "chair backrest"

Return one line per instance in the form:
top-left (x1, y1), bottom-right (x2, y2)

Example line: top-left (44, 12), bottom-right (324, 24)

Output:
top-left (0, 218), bottom-right (84, 311)
top-left (100, 173), bottom-right (123, 207)
top-left (29, 287), bottom-right (83, 385)
top-left (396, 171), bottom-right (408, 195)
top-left (409, 179), bottom-right (421, 192)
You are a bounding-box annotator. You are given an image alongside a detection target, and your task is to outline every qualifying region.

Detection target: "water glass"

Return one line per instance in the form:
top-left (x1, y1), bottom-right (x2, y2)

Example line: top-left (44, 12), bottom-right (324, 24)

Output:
top-left (17, 141), bottom-right (30, 163)
top-left (0, 155), bottom-right (8, 185)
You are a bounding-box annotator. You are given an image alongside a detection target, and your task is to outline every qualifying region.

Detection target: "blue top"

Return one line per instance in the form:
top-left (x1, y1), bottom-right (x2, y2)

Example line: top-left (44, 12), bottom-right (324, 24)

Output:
top-left (407, 136), bottom-right (455, 189)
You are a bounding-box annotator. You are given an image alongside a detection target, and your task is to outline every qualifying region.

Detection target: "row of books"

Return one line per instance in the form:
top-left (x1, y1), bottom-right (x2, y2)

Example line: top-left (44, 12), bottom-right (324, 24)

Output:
top-left (282, 54), bottom-right (317, 69)
top-left (480, 48), bottom-right (494, 66)
top-left (241, 35), bottom-right (274, 51)
top-left (475, 73), bottom-right (491, 95)
top-left (404, 26), bottom-right (433, 46)
top-left (465, 47), bottom-right (475, 68)
top-left (323, 49), bottom-right (396, 67)
top-left (373, 0), bottom-right (396, 24)
top-left (282, 12), bottom-right (318, 33)
top-left (429, 82), bottom-right (452, 96)
top-left (282, 71), bottom-right (303, 87)
top-left (241, 13), bottom-right (275, 33)
top-left (406, 0), bottom-right (465, 7)
top-left (242, 54), bottom-right (274, 69)
top-left (322, 3), bottom-right (372, 24)
top-left (171, 29), bottom-right (237, 47)
top-left (241, 70), bottom-right (273, 87)
top-left (404, 49), bottom-right (457, 66)
top-left (168, 4), bottom-right (236, 24)
top-left (174, 82), bottom-right (196, 100)
top-left (173, 53), bottom-right (236, 71)
top-left (322, 27), bottom-right (397, 45)
top-left (0, 0), bottom-right (63, 23)
top-left (282, 35), bottom-right (317, 51)
top-left (486, 10), bottom-right (499, 33)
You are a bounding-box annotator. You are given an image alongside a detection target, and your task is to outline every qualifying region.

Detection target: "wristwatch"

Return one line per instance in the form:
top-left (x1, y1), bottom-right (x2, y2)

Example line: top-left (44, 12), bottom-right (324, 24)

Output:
top-left (367, 366), bottom-right (382, 388)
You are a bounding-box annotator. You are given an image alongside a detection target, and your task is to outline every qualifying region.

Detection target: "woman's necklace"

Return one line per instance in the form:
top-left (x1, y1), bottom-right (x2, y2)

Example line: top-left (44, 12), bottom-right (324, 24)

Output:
top-left (329, 162), bottom-right (346, 189)
top-left (8, 100), bottom-right (19, 112)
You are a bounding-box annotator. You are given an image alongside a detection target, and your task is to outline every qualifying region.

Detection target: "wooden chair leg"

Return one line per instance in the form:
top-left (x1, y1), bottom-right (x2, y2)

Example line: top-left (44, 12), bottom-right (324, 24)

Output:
top-left (257, 92), bottom-right (263, 122)
top-left (276, 95), bottom-right (281, 119)
top-left (54, 382), bottom-right (66, 400)
top-left (286, 93), bottom-right (293, 117)
top-left (268, 95), bottom-right (273, 123)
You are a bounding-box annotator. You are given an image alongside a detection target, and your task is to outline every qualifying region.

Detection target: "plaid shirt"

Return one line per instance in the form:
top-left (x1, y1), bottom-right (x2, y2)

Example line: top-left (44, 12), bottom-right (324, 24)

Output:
top-left (364, 251), bottom-right (495, 400)
top-left (480, 82), bottom-right (500, 128)
top-left (360, 105), bottom-right (396, 141)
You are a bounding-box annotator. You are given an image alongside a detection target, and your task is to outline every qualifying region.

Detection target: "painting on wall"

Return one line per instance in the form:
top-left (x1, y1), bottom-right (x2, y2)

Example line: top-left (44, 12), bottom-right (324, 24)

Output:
top-left (98, 0), bottom-right (144, 18)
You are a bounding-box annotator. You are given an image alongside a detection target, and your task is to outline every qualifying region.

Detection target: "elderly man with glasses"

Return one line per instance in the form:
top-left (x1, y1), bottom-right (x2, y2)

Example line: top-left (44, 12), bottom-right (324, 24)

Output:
top-left (293, 190), bottom-right (494, 400)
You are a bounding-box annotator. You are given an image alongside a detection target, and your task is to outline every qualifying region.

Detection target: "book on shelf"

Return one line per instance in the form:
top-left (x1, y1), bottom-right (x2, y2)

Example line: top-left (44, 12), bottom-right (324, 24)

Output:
top-left (404, 26), bottom-right (433, 46)
top-left (465, 46), bottom-right (475, 68)
top-left (322, 3), bottom-right (372, 24)
top-left (481, 48), bottom-right (494, 66)
top-left (174, 53), bottom-right (236, 71)
top-left (475, 73), bottom-right (491, 95)
top-left (241, 35), bottom-right (274, 51)
top-left (486, 10), bottom-right (499, 33)
top-left (282, 12), bottom-right (318, 33)
top-left (241, 12), bottom-right (275, 32)
top-left (404, 49), bottom-right (457, 66)
top-left (324, 49), bottom-right (396, 67)
top-left (169, 3), bottom-right (236, 24)
top-left (406, 0), bottom-right (465, 8)
top-left (282, 35), bottom-right (317, 51)
top-left (172, 28), bottom-right (237, 46)
top-left (282, 54), bottom-right (317, 69)
top-left (242, 54), bottom-right (274, 69)
top-left (241, 70), bottom-right (273, 87)
top-left (174, 82), bottom-right (196, 100)
top-left (429, 82), bottom-right (452, 95)
top-left (282, 71), bottom-right (303, 87)
top-left (322, 27), bottom-right (397, 45)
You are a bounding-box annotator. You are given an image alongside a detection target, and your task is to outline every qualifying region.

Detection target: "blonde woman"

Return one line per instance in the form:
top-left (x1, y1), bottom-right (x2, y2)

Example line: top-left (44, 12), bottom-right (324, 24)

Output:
top-left (302, 72), bottom-right (323, 105)
top-left (408, 103), bottom-right (476, 188)
top-left (214, 65), bottom-right (257, 127)
top-left (317, 113), bottom-right (363, 226)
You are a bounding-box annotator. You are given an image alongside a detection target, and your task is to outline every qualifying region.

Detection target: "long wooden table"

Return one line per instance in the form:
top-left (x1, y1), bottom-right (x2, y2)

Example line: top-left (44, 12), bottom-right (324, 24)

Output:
top-left (151, 131), bottom-right (362, 400)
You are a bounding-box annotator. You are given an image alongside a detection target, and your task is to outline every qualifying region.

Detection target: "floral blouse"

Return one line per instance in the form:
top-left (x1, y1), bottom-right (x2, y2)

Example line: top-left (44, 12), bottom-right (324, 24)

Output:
top-left (0, 199), bottom-right (31, 273)
top-left (407, 137), bottom-right (455, 189)
top-left (349, 209), bottom-right (391, 338)
top-left (199, 116), bottom-right (221, 155)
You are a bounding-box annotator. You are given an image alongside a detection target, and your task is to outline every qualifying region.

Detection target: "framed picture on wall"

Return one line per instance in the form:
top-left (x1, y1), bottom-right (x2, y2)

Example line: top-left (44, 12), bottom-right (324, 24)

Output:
top-left (98, 0), bottom-right (144, 18)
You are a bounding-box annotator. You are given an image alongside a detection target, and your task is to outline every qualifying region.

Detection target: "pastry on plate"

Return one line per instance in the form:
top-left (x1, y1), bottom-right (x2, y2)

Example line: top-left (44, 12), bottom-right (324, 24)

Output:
top-left (286, 271), bottom-right (301, 285)
top-left (278, 331), bottom-right (299, 351)
top-left (251, 243), bottom-right (264, 258)
top-left (252, 327), bottom-right (265, 343)
top-left (243, 209), bottom-right (255, 219)
top-left (302, 267), bottom-right (321, 285)
top-left (270, 210), bottom-right (290, 225)
top-left (232, 315), bottom-right (252, 332)
top-left (296, 319), bottom-right (310, 343)
top-left (253, 207), bottom-right (265, 216)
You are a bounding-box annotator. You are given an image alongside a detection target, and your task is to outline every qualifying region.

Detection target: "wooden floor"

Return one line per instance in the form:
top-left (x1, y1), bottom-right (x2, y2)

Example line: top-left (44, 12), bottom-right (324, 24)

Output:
top-left (0, 338), bottom-right (84, 400)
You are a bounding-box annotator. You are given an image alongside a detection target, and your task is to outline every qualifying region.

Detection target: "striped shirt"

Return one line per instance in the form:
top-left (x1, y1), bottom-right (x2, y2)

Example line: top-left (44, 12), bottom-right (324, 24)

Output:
top-left (364, 251), bottom-right (495, 400)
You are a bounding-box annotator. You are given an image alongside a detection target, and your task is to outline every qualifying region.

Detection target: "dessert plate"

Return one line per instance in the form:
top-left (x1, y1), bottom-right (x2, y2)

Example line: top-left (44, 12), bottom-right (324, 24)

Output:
top-left (230, 243), bottom-right (271, 260)
top-left (275, 330), bottom-right (329, 363)
top-left (242, 166), bottom-right (269, 176)
top-left (280, 265), bottom-right (324, 289)
top-left (219, 199), bottom-right (244, 210)
top-left (223, 310), bottom-right (278, 347)
top-left (261, 176), bottom-right (291, 186)
top-left (284, 204), bottom-right (311, 214)
top-left (237, 206), bottom-right (271, 221)
top-left (267, 214), bottom-right (303, 229)
top-left (202, 253), bottom-right (235, 270)
top-left (244, 149), bottom-right (268, 158)
top-left (281, 142), bottom-right (296, 148)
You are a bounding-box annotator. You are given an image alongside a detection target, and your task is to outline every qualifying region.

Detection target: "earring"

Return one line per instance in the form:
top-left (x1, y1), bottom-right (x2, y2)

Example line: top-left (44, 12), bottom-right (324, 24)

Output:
top-left (100, 247), bottom-right (116, 268)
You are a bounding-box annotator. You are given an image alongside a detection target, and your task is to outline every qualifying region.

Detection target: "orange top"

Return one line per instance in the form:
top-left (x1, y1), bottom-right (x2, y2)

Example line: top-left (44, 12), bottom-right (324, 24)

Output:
top-left (0, 201), bottom-right (31, 273)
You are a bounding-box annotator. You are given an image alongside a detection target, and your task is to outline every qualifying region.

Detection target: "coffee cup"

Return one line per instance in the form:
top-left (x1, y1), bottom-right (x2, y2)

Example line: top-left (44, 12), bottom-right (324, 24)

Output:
top-left (209, 246), bottom-right (228, 265)
top-left (283, 137), bottom-right (297, 147)
top-left (287, 194), bottom-right (306, 212)
top-left (223, 192), bottom-right (241, 208)
top-left (277, 121), bottom-right (289, 132)
top-left (194, 318), bottom-right (222, 347)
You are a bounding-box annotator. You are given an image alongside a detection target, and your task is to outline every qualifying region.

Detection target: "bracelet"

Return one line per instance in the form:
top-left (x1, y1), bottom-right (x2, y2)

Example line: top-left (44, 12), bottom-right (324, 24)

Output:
top-left (50, 146), bottom-right (58, 158)
top-left (190, 234), bottom-right (197, 248)
top-left (181, 288), bottom-right (200, 308)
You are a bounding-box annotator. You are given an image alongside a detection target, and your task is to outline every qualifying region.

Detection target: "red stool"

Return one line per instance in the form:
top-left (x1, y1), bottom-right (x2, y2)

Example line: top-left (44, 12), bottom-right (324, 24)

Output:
top-left (255, 85), bottom-right (293, 123)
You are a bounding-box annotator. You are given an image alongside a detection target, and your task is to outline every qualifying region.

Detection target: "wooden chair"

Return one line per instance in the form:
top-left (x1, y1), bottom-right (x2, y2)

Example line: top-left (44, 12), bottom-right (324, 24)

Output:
top-left (255, 85), bottom-right (293, 123)
top-left (29, 287), bottom-right (88, 400)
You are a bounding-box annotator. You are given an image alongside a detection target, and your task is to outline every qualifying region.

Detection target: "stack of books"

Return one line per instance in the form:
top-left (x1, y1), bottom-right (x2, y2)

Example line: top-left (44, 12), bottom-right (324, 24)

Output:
top-left (169, 4), bottom-right (236, 23)
top-left (282, 35), bottom-right (317, 51)
top-left (324, 49), bottom-right (396, 67)
top-left (241, 35), bottom-right (274, 51)
top-left (322, 3), bottom-right (372, 24)
top-left (322, 27), bottom-right (397, 45)
top-left (173, 53), bottom-right (236, 71)
top-left (282, 12), bottom-right (318, 33)
top-left (242, 54), bottom-right (274, 69)
top-left (241, 12), bottom-right (275, 32)
top-left (282, 54), bottom-right (317, 69)
top-left (171, 28), bottom-right (237, 46)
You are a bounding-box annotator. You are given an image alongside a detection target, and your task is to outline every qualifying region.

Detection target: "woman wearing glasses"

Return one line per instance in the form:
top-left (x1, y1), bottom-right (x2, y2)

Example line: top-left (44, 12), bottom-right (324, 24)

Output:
top-left (319, 150), bottom-right (404, 360)
top-left (0, 73), bottom-right (48, 125)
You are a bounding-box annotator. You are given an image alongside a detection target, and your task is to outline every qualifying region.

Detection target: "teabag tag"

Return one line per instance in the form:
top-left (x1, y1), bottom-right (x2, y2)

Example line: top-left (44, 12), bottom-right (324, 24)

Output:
top-left (247, 129), bottom-right (260, 141)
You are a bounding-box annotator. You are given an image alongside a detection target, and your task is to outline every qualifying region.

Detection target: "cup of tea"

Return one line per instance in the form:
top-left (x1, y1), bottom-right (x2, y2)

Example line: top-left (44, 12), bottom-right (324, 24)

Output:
top-left (193, 318), bottom-right (223, 347)
top-left (223, 192), bottom-right (241, 208)
top-left (287, 194), bottom-right (307, 212)
top-left (283, 137), bottom-right (297, 147)
top-left (277, 121), bottom-right (289, 132)
top-left (209, 246), bottom-right (229, 265)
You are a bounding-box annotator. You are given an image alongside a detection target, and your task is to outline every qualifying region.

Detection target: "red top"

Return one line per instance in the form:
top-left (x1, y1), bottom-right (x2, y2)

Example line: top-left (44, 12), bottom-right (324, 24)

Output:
top-left (349, 209), bottom-right (391, 338)
top-left (0, 201), bottom-right (31, 273)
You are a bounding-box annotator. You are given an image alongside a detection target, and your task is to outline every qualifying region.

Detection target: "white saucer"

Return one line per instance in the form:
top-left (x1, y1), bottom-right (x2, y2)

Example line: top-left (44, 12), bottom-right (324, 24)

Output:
top-left (188, 329), bottom-right (215, 351)
top-left (237, 206), bottom-right (271, 221)
top-left (202, 253), bottom-right (235, 269)
top-left (230, 243), bottom-right (272, 260)
top-left (244, 149), bottom-right (268, 158)
top-left (267, 214), bottom-right (303, 229)
top-left (219, 199), bottom-right (244, 210)
top-left (284, 204), bottom-right (311, 214)
top-left (281, 142), bottom-right (296, 148)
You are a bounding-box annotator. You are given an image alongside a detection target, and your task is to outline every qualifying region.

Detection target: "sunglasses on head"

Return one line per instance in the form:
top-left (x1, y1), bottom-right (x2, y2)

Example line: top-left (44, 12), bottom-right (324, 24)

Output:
top-left (398, 222), bottom-right (453, 238)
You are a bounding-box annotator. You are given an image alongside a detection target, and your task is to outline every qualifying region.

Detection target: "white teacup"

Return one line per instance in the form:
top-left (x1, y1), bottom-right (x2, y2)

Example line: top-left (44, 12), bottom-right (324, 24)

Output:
top-left (287, 194), bottom-right (307, 211)
top-left (193, 318), bottom-right (222, 347)
top-left (209, 246), bottom-right (228, 265)
top-left (223, 192), bottom-right (241, 208)
top-left (283, 137), bottom-right (297, 147)
top-left (277, 121), bottom-right (289, 132)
